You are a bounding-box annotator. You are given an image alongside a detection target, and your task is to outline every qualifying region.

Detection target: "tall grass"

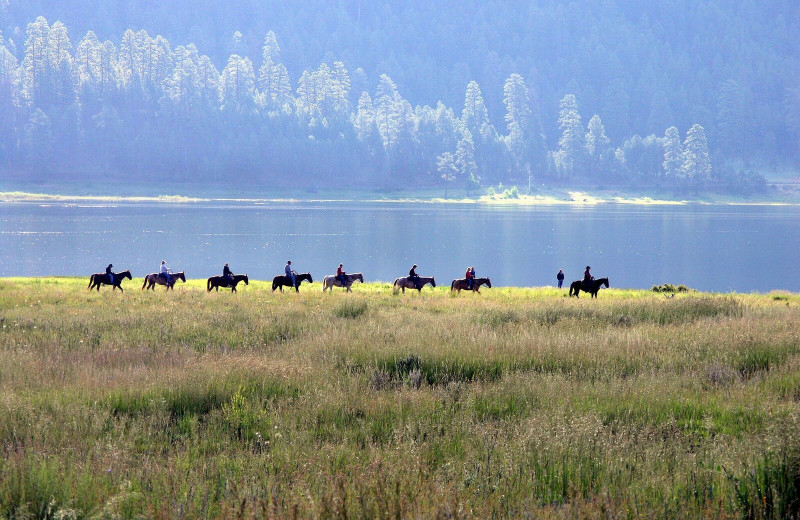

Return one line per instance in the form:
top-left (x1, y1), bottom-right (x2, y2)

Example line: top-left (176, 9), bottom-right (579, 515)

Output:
top-left (0, 278), bottom-right (798, 518)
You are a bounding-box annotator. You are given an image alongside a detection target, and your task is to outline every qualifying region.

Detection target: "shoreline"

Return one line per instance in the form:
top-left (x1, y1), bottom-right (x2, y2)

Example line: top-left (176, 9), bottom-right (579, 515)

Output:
top-left (2, 189), bottom-right (799, 207)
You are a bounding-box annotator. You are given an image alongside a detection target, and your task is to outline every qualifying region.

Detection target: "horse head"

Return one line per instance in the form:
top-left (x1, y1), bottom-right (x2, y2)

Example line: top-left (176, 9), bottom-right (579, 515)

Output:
top-left (243, 274), bottom-right (249, 285)
top-left (485, 278), bottom-right (492, 288)
top-left (430, 278), bottom-right (436, 288)
top-left (356, 273), bottom-right (364, 283)
top-left (601, 277), bottom-right (609, 288)
top-left (122, 270), bottom-right (132, 280)
top-left (304, 273), bottom-right (313, 284)
top-left (177, 272), bottom-right (186, 282)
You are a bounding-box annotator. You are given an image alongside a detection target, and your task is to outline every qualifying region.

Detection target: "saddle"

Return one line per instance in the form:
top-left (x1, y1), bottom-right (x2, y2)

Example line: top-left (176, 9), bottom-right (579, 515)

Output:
top-left (581, 279), bottom-right (594, 291)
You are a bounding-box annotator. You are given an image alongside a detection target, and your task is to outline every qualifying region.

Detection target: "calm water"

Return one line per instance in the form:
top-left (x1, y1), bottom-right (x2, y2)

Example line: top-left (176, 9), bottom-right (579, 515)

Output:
top-left (1, 200), bottom-right (798, 292)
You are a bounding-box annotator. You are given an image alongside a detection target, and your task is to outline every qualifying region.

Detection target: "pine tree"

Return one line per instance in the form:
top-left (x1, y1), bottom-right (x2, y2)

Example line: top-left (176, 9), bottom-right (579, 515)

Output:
top-left (556, 94), bottom-right (584, 173)
top-left (436, 151), bottom-right (457, 198)
top-left (462, 80), bottom-right (491, 139)
top-left (585, 115), bottom-right (609, 158)
top-left (682, 124), bottom-right (711, 181)
top-left (662, 126), bottom-right (683, 177)
top-left (219, 54), bottom-right (255, 113)
top-left (455, 129), bottom-right (478, 185)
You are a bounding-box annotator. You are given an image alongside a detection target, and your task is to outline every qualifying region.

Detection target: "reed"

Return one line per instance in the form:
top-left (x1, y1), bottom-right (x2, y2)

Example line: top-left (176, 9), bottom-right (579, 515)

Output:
top-left (0, 277), bottom-right (798, 518)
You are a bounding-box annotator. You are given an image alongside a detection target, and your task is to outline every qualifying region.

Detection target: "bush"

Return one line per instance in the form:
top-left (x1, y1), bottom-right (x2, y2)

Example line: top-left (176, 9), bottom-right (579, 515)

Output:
top-left (501, 185), bottom-right (520, 199)
top-left (486, 187), bottom-right (496, 198)
top-left (651, 283), bottom-right (694, 293)
top-left (333, 299), bottom-right (368, 319)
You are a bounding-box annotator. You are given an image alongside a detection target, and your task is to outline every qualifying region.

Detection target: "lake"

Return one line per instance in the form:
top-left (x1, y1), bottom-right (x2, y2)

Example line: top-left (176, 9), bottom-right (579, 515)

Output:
top-left (1, 200), bottom-right (798, 292)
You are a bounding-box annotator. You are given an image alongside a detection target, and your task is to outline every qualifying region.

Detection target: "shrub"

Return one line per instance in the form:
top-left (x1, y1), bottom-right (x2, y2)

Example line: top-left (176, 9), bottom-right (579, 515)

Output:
top-left (501, 185), bottom-right (520, 199)
top-left (333, 299), bottom-right (368, 319)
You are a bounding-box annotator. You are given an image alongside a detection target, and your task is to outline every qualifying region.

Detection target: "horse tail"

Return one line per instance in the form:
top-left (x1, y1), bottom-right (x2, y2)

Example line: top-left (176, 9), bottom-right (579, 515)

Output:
top-left (569, 284), bottom-right (574, 297)
top-left (450, 280), bottom-right (455, 291)
top-left (141, 275), bottom-right (147, 290)
top-left (207, 277), bottom-right (212, 292)
top-left (88, 274), bottom-right (94, 289)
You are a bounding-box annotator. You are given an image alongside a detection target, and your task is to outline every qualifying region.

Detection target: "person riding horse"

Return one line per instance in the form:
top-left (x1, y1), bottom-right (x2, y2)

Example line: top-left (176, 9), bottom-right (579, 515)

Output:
top-left (409, 264), bottom-right (420, 289)
top-left (465, 266), bottom-right (476, 290)
top-left (160, 260), bottom-right (171, 286)
top-left (286, 260), bottom-right (297, 288)
top-left (583, 265), bottom-right (593, 289)
top-left (223, 263), bottom-right (233, 283)
top-left (337, 263), bottom-right (346, 287)
top-left (105, 263), bottom-right (114, 285)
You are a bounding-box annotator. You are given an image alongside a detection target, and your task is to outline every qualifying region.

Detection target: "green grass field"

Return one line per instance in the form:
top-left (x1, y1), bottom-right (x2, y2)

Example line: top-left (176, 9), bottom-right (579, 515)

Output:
top-left (1, 278), bottom-right (799, 519)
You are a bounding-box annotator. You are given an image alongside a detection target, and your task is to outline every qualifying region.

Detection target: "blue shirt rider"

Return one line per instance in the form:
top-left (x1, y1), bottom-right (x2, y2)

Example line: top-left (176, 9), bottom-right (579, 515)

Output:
top-left (285, 260), bottom-right (296, 287)
top-left (160, 260), bottom-right (171, 286)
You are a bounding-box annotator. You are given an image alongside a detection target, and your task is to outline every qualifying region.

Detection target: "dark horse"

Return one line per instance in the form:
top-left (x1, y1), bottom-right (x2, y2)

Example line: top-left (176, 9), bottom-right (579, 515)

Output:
top-left (142, 272), bottom-right (187, 291)
top-left (272, 273), bottom-right (313, 292)
top-left (569, 277), bottom-right (609, 298)
top-left (450, 277), bottom-right (492, 294)
top-left (88, 270), bottom-right (132, 292)
top-left (207, 274), bottom-right (249, 292)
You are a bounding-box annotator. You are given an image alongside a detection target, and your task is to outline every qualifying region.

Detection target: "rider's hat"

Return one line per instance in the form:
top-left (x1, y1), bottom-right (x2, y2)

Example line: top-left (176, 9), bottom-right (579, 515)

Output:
top-left (339, 263), bottom-right (343, 266)
top-left (586, 266), bottom-right (591, 269)
top-left (412, 264), bottom-right (417, 267)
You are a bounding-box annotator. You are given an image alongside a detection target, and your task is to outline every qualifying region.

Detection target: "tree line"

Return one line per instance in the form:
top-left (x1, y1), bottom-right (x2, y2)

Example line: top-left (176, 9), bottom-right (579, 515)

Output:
top-left (0, 15), bottom-right (785, 192)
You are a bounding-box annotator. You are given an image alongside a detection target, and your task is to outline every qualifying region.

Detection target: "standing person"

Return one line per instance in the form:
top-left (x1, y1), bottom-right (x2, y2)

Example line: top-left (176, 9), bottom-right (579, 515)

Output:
top-left (409, 264), bottom-right (419, 289)
top-left (465, 266), bottom-right (475, 290)
top-left (105, 263), bottom-right (114, 285)
top-left (337, 263), bottom-right (346, 286)
top-left (160, 260), bottom-right (171, 286)
top-left (223, 263), bottom-right (233, 283)
top-left (285, 260), bottom-right (296, 288)
top-left (557, 269), bottom-right (565, 289)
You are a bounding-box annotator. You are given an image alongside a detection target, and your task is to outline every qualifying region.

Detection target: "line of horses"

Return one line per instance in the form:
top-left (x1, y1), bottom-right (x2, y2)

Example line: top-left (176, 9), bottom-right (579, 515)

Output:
top-left (87, 270), bottom-right (610, 298)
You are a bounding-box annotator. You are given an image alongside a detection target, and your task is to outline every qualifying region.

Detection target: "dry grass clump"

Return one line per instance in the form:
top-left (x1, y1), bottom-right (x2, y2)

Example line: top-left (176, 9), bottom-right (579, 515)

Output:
top-left (0, 277), bottom-right (798, 518)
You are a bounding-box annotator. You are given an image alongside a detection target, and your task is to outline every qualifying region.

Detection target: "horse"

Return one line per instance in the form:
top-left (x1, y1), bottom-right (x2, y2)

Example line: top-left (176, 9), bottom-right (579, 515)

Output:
top-left (141, 271), bottom-right (187, 291)
top-left (569, 277), bottom-right (609, 298)
top-left (272, 272), bottom-right (313, 292)
top-left (207, 274), bottom-right (249, 292)
top-left (450, 277), bottom-right (492, 294)
top-left (322, 272), bottom-right (364, 292)
top-left (88, 270), bottom-right (132, 292)
top-left (393, 276), bottom-right (436, 294)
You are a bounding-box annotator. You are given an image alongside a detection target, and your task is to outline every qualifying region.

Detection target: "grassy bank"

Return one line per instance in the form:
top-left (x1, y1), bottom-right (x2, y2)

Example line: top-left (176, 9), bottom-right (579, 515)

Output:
top-left (1, 278), bottom-right (799, 518)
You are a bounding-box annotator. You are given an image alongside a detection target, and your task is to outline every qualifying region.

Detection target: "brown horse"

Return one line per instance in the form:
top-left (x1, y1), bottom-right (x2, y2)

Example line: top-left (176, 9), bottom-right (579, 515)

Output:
top-left (450, 277), bottom-right (492, 294)
top-left (88, 270), bottom-right (132, 292)
top-left (142, 271), bottom-right (186, 291)
top-left (207, 274), bottom-right (249, 292)
top-left (322, 272), bottom-right (364, 292)
top-left (393, 276), bottom-right (436, 294)
top-left (272, 273), bottom-right (313, 292)
top-left (569, 277), bottom-right (609, 298)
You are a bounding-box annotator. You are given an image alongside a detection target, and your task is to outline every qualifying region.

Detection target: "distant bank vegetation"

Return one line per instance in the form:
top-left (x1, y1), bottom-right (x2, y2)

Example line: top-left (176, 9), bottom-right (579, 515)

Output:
top-left (1, 2), bottom-right (796, 194)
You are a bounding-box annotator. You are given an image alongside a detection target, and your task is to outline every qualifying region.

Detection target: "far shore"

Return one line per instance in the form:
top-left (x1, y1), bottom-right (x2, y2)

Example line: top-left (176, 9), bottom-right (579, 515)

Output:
top-left (2, 186), bottom-right (799, 206)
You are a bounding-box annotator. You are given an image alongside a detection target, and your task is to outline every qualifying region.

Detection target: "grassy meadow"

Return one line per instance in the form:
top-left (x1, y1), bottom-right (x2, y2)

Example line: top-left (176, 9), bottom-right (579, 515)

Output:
top-left (0, 277), bottom-right (799, 518)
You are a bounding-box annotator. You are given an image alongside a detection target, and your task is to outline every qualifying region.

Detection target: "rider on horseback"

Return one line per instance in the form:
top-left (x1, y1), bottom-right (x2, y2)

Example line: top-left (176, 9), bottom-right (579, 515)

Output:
top-left (466, 266), bottom-right (475, 290)
top-left (583, 266), bottom-right (593, 289)
top-left (223, 263), bottom-right (233, 283)
top-left (337, 263), bottom-right (346, 286)
top-left (286, 261), bottom-right (296, 288)
top-left (105, 263), bottom-right (114, 285)
top-left (409, 264), bottom-right (420, 290)
top-left (160, 260), bottom-right (171, 286)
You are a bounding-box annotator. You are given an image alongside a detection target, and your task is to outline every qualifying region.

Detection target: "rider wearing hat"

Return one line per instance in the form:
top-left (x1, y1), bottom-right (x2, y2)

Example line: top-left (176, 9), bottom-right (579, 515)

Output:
top-left (337, 263), bottom-right (346, 286)
top-left (223, 263), bottom-right (233, 283)
top-left (105, 263), bottom-right (114, 285)
top-left (409, 264), bottom-right (420, 289)
top-left (583, 266), bottom-right (593, 287)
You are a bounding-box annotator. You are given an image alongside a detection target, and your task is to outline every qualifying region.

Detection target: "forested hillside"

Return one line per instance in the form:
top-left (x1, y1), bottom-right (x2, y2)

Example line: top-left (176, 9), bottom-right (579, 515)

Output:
top-left (0, 0), bottom-right (797, 190)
